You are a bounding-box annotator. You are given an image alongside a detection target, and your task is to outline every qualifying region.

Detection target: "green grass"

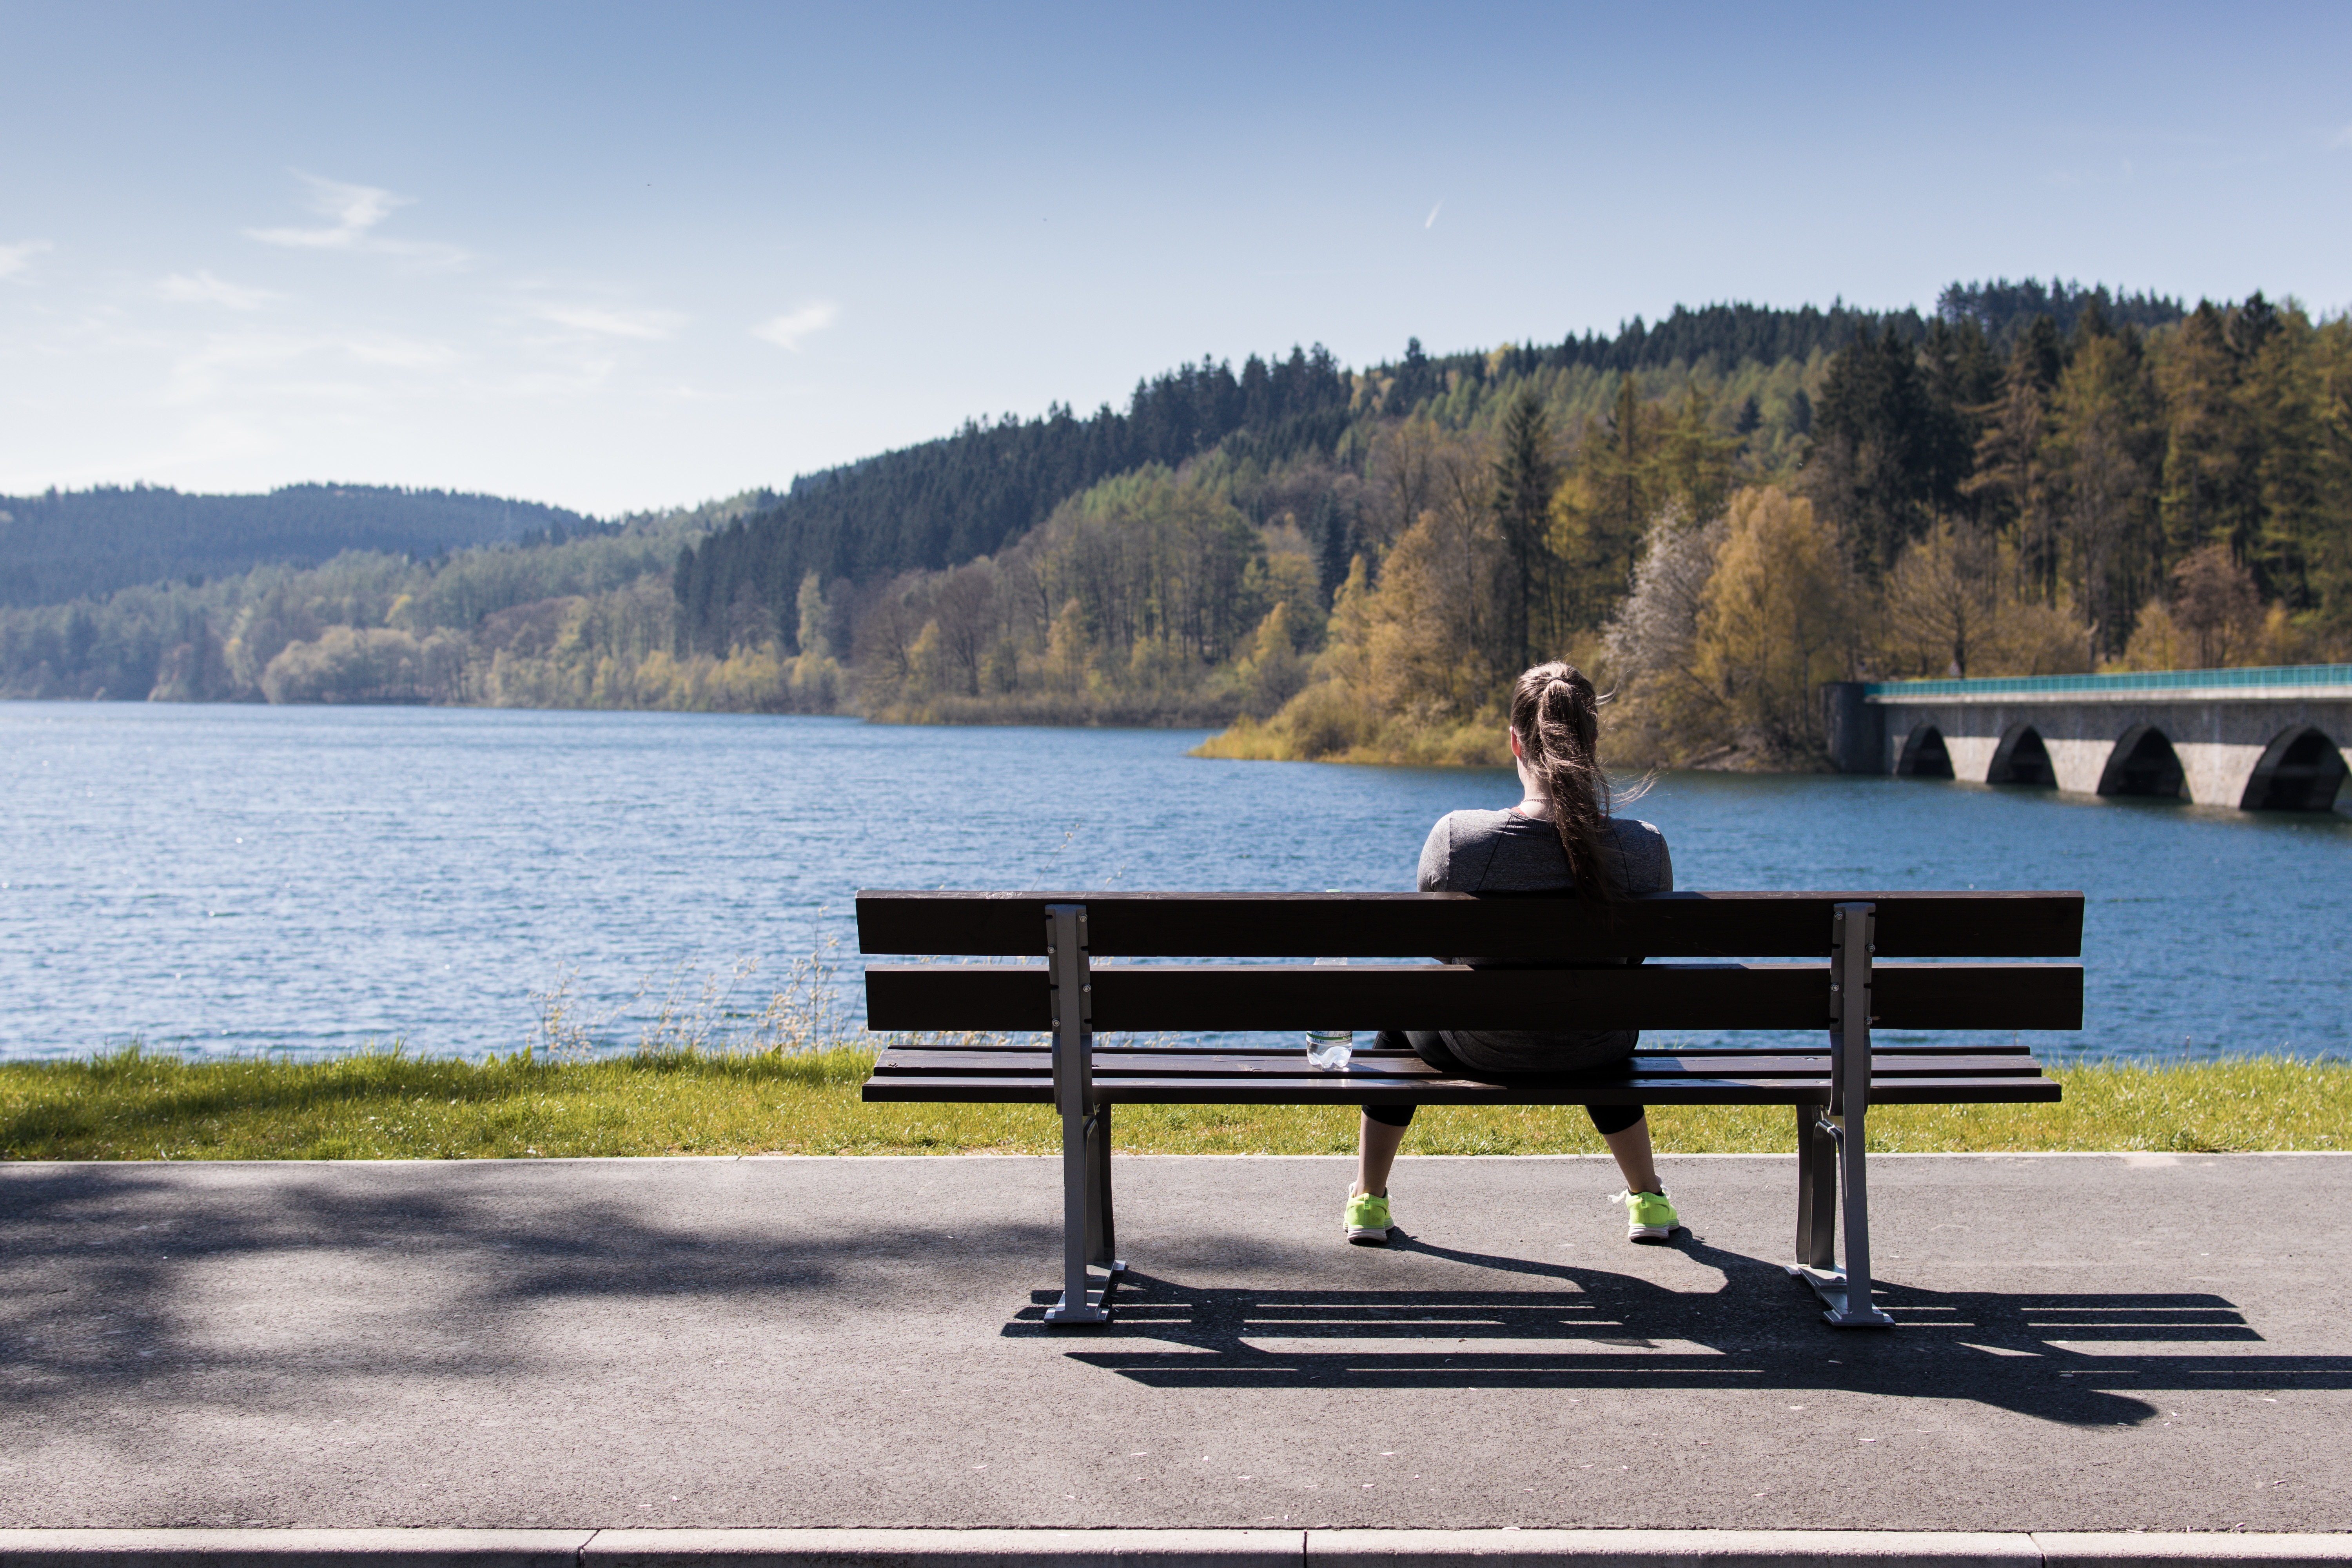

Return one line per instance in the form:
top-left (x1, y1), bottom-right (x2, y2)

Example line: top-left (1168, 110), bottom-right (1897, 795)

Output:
top-left (0, 1047), bottom-right (2344, 1160)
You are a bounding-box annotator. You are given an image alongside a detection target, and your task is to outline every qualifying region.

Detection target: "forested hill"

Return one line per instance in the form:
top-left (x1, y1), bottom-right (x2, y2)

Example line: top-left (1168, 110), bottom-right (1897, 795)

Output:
top-left (674, 279), bottom-right (2184, 651)
top-left (673, 346), bottom-right (1355, 645)
top-left (0, 483), bottom-right (597, 607)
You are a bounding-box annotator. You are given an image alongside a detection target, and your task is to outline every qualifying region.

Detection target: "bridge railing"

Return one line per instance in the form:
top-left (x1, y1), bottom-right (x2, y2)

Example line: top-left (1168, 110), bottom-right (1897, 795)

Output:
top-left (1863, 664), bottom-right (2352, 700)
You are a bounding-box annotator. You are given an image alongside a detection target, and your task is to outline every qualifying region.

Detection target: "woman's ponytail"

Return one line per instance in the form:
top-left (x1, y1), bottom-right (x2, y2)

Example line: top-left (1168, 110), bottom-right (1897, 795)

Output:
top-left (1510, 661), bottom-right (1617, 902)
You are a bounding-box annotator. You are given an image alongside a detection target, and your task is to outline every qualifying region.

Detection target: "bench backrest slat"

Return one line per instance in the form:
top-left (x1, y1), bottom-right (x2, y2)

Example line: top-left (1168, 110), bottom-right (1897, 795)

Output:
top-left (864, 960), bottom-right (2083, 1033)
top-left (855, 889), bottom-right (2083, 959)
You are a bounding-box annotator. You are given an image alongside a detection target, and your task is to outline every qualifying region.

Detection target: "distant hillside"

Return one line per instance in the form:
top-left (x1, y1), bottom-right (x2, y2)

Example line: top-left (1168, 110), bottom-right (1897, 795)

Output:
top-left (0, 483), bottom-right (597, 607)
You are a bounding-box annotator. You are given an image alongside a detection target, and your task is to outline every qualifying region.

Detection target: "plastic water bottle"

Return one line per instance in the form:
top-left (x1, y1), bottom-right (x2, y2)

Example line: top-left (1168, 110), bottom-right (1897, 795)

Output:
top-left (1305, 955), bottom-right (1353, 1071)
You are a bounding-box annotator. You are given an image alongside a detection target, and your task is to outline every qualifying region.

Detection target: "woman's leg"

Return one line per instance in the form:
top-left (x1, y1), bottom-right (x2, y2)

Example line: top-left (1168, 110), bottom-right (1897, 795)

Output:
top-left (1356, 1107), bottom-right (1410, 1196)
top-left (1588, 1104), bottom-right (1661, 1194)
top-left (1354, 1029), bottom-right (1451, 1198)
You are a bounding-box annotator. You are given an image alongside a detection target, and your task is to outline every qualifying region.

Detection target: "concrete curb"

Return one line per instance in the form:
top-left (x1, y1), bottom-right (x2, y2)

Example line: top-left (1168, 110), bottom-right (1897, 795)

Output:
top-left (0, 1534), bottom-right (593, 1568)
top-left (2038, 1543), bottom-right (2352, 1567)
top-left (2, 1533), bottom-right (2348, 1568)
top-left (1306, 1531), bottom-right (2039, 1568)
top-left (588, 1532), bottom-right (1299, 1568)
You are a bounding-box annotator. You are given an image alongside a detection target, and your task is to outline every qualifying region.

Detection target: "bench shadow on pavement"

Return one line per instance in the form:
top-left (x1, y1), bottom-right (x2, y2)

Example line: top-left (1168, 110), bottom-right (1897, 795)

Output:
top-left (1024, 1232), bottom-right (2347, 1428)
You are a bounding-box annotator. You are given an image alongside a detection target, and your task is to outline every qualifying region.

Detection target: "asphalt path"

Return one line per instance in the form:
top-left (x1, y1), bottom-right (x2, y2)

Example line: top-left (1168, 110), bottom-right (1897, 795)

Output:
top-left (2, 1153), bottom-right (2344, 1532)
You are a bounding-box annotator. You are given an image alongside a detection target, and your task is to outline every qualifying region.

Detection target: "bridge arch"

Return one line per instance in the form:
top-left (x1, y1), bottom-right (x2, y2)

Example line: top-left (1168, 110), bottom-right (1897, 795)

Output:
top-left (2097, 723), bottom-right (2186, 799)
top-left (2239, 724), bottom-right (2348, 812)
top-left (1895, 722), bottom-right (1954, 779)
top-left (1985, 722), bottom-right (2056, 787)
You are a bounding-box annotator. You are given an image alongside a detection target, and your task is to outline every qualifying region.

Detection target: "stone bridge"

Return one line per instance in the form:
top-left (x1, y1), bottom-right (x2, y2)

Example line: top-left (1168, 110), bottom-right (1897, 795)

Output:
top-left (1821, 665), bottom-right (2352, 811)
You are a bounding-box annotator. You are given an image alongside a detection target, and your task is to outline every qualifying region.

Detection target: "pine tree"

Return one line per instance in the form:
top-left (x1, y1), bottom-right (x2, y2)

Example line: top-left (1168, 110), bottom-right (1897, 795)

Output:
top-left (1963, 319), bottom-right (2063, 604)
top-left (1919, 317), bottom-right (2000, 517)
top-left (2155, 301), bottom-right (2249, 566)
top-left (2300, 316), bottom-right (2352, 630)
top-left (2047, 325), bottom-right (2160, 654)
top-left (1810, 327), bottom-right (1942, 579)
top-left (2238, 303), bottom-right (2325, 606)
top-left (1566, 372), bottom-right (1663, 631)
top-left (1490, 390), bottom-right (1561, 666)
top-left (1655, 386), bottom-right (1740, 527)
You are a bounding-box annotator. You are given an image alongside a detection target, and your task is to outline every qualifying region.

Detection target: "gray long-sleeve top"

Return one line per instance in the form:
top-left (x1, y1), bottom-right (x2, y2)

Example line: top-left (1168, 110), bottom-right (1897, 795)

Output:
top-left (1412, 808), bottom-right (1674, 1075)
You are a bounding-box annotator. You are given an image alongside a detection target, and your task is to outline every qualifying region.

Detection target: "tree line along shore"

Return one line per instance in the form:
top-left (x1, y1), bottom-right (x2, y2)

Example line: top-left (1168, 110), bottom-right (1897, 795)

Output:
top-left (6, 280), bottom-right (2347, 769)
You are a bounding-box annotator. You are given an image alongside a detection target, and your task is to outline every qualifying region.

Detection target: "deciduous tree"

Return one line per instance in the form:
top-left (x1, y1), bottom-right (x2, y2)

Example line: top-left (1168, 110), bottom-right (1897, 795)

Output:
top-left (1690, 488), bottom-right (1853, 760)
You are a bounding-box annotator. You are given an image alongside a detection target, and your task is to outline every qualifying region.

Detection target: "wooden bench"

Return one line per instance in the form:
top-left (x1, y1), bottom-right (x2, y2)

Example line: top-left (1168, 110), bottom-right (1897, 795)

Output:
top-left (857, 889), bottom-right (2081, 1330)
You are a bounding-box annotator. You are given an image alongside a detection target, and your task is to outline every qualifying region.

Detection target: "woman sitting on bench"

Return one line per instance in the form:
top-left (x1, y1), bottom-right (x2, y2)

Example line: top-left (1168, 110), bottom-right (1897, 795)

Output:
top-left (1346, 660), bottom-right (1681, 1248)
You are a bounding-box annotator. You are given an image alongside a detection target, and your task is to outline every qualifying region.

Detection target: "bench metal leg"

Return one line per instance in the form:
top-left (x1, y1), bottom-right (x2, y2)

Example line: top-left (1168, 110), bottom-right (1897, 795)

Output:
top-left (1042, 904), bottom-right (1123, 1326)
top-left (1785, 903), bottom-right (1896, 1328)
top-left (1045, 1100), bottom-right (1124, 1325)
top-left (1829, 1095), bottom-right (1891, 1326)
top-left (1086, 1101), bottom-right (1120, 1269)
top-left (1793, 1102), bottom-right (1837, 1270)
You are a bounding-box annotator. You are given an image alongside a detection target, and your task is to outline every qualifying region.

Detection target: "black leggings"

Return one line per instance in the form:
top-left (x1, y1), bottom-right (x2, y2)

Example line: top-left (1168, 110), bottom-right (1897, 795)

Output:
top-left (1360, 1029), bottom-right (1645, 1137)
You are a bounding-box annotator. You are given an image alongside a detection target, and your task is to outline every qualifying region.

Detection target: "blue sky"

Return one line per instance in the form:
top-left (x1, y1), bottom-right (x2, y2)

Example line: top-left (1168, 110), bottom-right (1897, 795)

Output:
top-left (2, 2), bottom-right (2346, 515)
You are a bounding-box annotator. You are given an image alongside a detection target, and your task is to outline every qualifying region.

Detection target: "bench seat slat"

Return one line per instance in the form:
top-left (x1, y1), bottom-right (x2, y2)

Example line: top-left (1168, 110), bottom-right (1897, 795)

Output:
top-left (864, 961), bottom-right (2083, 1032)
top-left (868, 1039), bottom-right (2039, 1058)
top-left (868, 1049), bottom-right (2049, 1079)
top-left (857, 889), bottom-right (2085, 959)
top-left (858, 1073), bottom-right (2062, 1106)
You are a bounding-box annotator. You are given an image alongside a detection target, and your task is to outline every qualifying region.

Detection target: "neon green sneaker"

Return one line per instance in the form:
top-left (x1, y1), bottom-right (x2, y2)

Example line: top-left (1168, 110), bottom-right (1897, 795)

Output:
top-left (1344, 1190), bottom-right (1393, 1246)
top-left (1615, 1188), bottom-right (1680, 1244)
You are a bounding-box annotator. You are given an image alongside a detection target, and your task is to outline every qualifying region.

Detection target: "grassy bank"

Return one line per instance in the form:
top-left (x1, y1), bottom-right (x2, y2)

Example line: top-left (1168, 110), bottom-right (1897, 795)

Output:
top-left (0, 1047), bottom-right (2343, 1160)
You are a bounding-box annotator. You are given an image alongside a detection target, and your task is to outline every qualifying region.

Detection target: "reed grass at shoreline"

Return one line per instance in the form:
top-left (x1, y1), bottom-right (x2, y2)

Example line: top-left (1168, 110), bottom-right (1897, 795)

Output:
top-left (0, 1047), bottom-right (2343, 1161)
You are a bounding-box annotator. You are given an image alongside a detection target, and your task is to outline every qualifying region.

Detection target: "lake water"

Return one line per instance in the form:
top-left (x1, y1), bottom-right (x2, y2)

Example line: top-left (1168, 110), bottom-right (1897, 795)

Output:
top-left (2, 701), bottom-right (2345, 1064)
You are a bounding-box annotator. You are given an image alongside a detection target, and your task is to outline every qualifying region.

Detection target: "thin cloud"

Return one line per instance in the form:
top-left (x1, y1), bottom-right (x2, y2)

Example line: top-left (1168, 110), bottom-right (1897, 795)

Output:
top-left (159, 270), bottom-right (278, 311)
top-left (248, 175), bottom-right (410, 249)
top-left (0, 239), bottom-right (53, 282)
top-left (535, 303), bottom-right (681, 341)
top-left (2333, 124), bottom-right (2352, 150)
top-left (1425, 201), bottom-right (1443, 230)
top-left (753, 301), bottom-right (839, 351)
top-left (245, 174), bottom-right (468, 267)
